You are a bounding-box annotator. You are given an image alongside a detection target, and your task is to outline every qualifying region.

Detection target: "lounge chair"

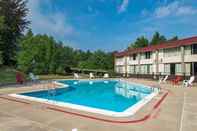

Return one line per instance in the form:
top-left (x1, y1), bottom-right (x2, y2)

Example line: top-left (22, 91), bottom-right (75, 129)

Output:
top-left (103, 73), bottom-right (109, 78)
top-left (89, 73), bottom-right (94, 79)
top-left (159, 75), bottom-right (168, 84)
top-left (16, 72), bottom-right (25, 84)
top-left (74, 73), bottom-right (80, 79)
top-left (171, 76), bottom-right (182, 85)
top-left (29, 72), bottom-right (39, 82)
top-left (183, 76), bottom-right (195, 87)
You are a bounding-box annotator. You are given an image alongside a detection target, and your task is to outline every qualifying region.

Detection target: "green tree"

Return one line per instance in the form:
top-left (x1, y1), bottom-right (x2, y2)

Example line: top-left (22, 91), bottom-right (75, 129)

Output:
top-left (17, 31), bottom-right (78, 74)
top-left (129, 36), bottom-right (149, 48)
top-left (0, 17), bottom-right (4, 65)
top-left (168, 36), bottom-right (178, 41)
top-left (150, 32), bottom-right (166, 45)
top-left (17, 32), bottom-right (55, 74)
top-left (78, 50), bottom-right (113, 70)
top-left (0, 0), bottom-right (30, 66)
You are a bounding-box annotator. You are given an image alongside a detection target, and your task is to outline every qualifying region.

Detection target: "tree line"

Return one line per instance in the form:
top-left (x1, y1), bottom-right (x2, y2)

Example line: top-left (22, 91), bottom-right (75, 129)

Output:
top-left (17, 30), bottom-right (114, 74)
top-left (128, 32), bottom-right (178, 49)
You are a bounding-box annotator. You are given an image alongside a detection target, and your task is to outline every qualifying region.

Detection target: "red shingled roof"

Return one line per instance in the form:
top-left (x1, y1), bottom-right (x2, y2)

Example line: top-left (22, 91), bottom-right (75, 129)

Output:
top-left (115, 36), bottom-right (197, 57)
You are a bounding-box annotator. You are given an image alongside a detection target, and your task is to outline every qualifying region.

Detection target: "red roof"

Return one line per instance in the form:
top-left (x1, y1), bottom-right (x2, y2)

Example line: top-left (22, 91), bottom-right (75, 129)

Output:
top-left (115, 36), bottom-right (197, 57)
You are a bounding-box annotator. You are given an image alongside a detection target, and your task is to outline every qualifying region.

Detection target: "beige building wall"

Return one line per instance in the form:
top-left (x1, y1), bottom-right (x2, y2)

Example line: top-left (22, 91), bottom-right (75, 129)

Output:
top-left (115, 44), bottom-right (196, 76)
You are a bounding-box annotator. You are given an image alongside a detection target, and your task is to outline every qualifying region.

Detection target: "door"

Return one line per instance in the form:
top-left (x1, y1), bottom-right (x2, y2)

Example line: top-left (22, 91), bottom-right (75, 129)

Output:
top-left (192, 62), bottom-right (197, 75)
top-left (170, 64), bottom-right (175, 75)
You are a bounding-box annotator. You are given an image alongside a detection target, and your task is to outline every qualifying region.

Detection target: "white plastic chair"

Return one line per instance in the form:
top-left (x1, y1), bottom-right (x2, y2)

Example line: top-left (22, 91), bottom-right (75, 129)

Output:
top-left (183, 76), bottom-right (195, 87)
top-left (159, 75), bottom-right (168, 84)
top-left (103, 73), bottom-right (109, 78)
top-left (29, 72), bottom-right (39, 81)
top-left (163, 75), bottom-right (168, 83)
top-left (72, 128), bottom-right (78, 131)
top-left (74, 73), bottom-right (79, 79)
top-left (89, 73), bottom-right (94, 79)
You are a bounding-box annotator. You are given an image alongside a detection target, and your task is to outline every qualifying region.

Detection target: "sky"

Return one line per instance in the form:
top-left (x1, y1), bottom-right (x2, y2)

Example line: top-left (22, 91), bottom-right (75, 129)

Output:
top-left (27, 0), bottom-right (197, 51)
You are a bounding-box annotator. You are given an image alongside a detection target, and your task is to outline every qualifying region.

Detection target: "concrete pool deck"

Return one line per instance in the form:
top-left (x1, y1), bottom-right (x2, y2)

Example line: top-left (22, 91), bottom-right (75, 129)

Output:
top-left (0, 78), bottom-right (197, 131)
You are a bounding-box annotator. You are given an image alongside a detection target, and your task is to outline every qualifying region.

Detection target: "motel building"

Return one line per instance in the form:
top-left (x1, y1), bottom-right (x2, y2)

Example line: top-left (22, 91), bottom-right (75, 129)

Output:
top-left (114, 36), bottom-right (197, 80)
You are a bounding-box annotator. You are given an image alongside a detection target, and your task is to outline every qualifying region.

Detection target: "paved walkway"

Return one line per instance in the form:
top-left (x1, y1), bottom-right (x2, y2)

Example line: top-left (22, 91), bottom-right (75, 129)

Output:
top-left (0, 79), bottom-right (196, 131)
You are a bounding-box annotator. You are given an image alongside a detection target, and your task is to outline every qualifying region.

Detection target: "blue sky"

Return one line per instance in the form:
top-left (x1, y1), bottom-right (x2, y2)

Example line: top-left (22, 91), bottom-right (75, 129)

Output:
top-left (27, 0), bottom-right (197, 51)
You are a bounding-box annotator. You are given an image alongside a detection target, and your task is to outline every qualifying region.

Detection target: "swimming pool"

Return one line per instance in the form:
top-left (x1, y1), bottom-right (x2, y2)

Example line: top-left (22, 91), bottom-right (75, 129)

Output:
top-left (10, 80), bottom-right (158, 117)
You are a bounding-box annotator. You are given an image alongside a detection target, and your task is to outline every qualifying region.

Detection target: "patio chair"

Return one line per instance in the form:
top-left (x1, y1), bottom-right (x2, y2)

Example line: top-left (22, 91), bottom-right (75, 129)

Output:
top-left (183, 76), bottom-right (195, 87)
top-left (171, 76), bottom-right (182, 85)
top-left (103, 73), bottom-right (109, 78)
top-left (29, 72), bottom-right (39, 82)
top-left (89, 73), bottom-right (95, 79)
top-left (72, 128), bottom-right (78, 131)
top-left (74, 73), bottom-right (80, 79)
top-left (159, 75), bottom-right (168, 84)
top-left (163, 75), bottom-right (168, 83)
top-left (16, 72), bottom-right (25, 84)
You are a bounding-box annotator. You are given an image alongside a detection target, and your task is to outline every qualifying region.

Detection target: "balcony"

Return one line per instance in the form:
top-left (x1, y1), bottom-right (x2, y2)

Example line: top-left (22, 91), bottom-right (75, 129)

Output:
top-left (184, 54), bottom-right (197, 62)
top-left (162, 56), bottom-right (181, 63)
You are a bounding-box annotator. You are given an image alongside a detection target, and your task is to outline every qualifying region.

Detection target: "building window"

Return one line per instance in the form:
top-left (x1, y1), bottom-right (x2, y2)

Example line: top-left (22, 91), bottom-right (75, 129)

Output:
top-left (175, 63), bottom-right (181, 75)
top-left (192, 44), bottom-right (197, 54)
top-left (184, 46), bottom-right (191, 55)
top-left (185, 63), bottom-right (191, 76)
top-left (145, 52), bottom-right (151, 59)
top-left (164, 47), bottom-right (180, 57)
top-left (129, 65), bottom-right (136, 74)
top-left (164, 64), bottom-right (170, 75)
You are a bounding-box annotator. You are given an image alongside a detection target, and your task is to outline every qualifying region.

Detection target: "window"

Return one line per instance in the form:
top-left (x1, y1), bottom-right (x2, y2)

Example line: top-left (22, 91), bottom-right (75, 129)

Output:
top-left (164, 47), bottom-right (180, 57)
top-left (185, 63), bottom-right (191, 76)
top-left (147, 65), bottom-right (150, 74)
top-left (129, 65), bottom-right (136, 74)
top-left (192, 44), bottom-right (197, 54)
top-left (133, 54), bottom-right (136, 60)
top-left (145, 52), bottom-right (151, 59)
top-left (185, 46), bottom-right (191, 55)
top-left (175, 64), bottom-right (181, 75)
top-left (164, 64), bottom-right (170, 75)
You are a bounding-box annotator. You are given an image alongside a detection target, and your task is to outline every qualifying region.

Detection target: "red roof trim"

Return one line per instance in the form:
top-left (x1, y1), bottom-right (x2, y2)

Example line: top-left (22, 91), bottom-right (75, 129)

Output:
top-left (114, 36), bottom-right (197, 57)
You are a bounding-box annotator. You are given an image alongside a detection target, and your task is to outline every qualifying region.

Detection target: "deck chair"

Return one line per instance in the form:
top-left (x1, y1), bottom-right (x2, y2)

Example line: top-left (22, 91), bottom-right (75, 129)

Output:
top-left (29, 72), bottom-right (39, 82)
top-left (159, 75), bottom-right (168, 84)
top-left (103, 73), bottom-right (109, 78)
top-left (163, 75), bottom-right (168, 83)
top-left (16, 72), bottom-right (25, 84)
top-left (89, 73), bottom-right (95, 79)
top-left (183, 76), bottom-right (195, 87)
top-left (74, 73), bottom-right (80, 79)
top-left (171, 76), bottom-right (182, 85)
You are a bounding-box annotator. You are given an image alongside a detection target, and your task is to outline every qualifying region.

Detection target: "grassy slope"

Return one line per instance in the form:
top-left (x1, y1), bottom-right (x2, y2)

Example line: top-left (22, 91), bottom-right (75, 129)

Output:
top-left (0, 67), bottom-right (17, 84)
top-left (0, 66), bottom-right (86, 85)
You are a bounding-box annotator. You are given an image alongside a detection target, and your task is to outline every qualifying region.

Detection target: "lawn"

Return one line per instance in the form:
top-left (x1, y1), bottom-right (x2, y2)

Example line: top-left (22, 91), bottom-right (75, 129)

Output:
top-left (0, 67), bottom-right (17, 85)
top-left (0, 66), bottom-right (89, 85)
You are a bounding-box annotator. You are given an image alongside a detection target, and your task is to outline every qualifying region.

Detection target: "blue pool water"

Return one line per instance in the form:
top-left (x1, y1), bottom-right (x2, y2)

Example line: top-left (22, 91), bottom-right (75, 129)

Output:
top-left (20, 80), bottom-right (153, 112)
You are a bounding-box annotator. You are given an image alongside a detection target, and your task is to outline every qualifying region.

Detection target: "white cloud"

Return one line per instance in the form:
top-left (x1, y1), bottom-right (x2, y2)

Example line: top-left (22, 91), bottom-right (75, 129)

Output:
top-left (154, 1), bottom-right (197, 18)
top-left (118, 0), bottom-right (129, 13)
top-left (176, 6), bottom-right (197, 16)
top-left (27, 0), bottom-right (74, 40)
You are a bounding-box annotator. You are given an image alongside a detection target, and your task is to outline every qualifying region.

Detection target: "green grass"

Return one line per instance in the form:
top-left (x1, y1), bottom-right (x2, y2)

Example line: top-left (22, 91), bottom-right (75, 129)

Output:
top-left (0, 67), bottom-right (17, 84)
top-left (0, 66), bottom-right (91, 85)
